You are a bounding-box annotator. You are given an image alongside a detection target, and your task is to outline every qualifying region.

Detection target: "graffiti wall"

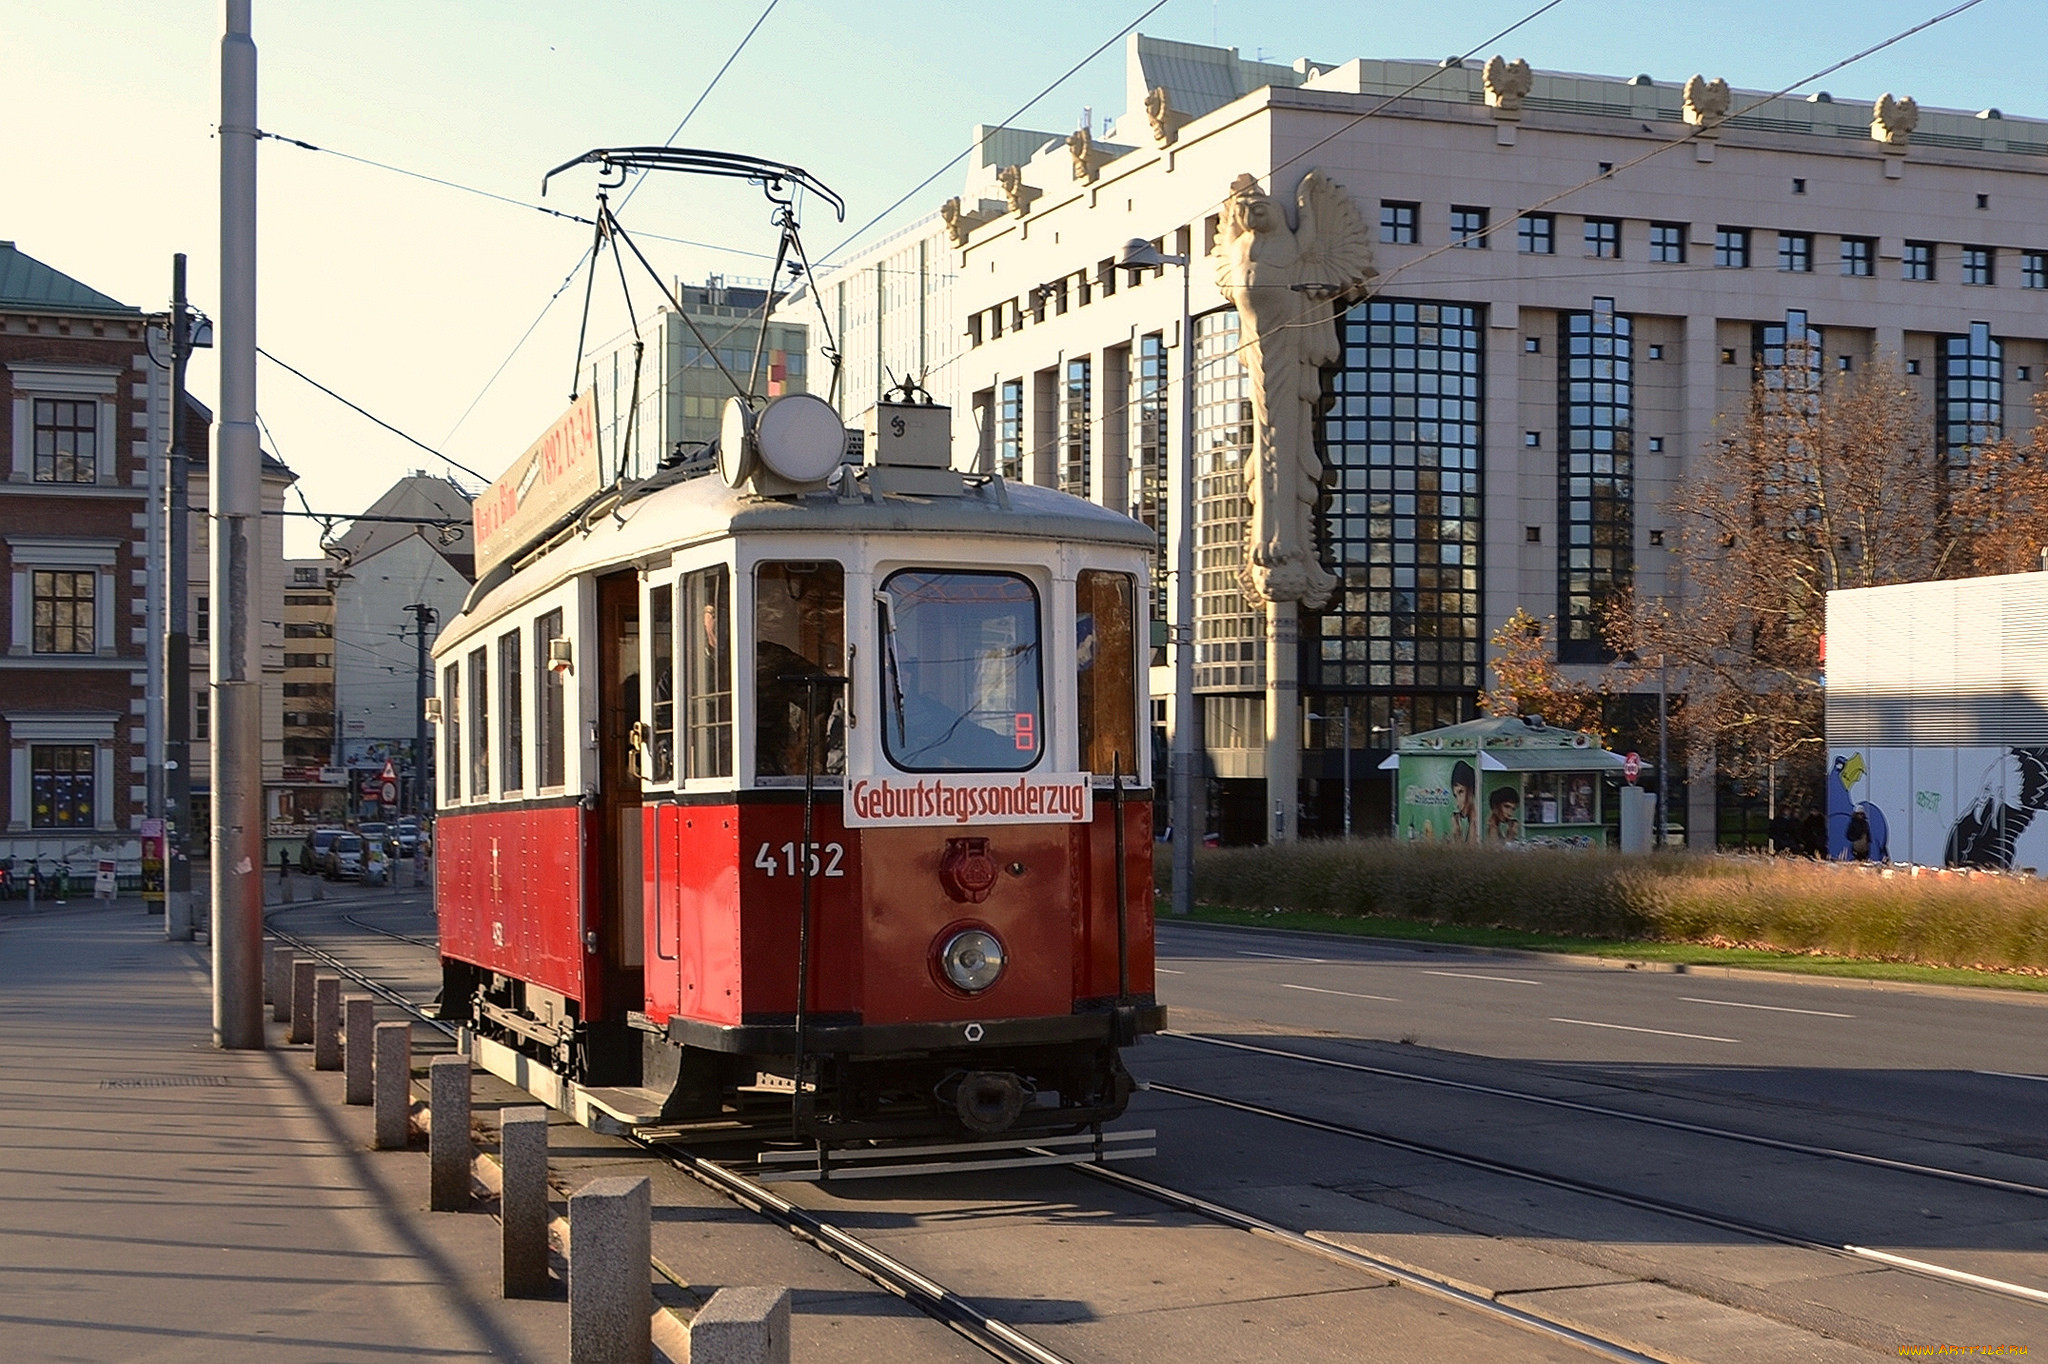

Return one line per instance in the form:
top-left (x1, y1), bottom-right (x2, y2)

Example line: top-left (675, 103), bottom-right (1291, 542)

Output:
top-left (1825, 745), bottom-right (2048, 873)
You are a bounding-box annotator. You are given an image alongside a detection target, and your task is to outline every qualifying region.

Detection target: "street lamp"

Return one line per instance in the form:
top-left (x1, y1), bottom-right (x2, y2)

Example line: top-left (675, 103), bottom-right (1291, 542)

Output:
top-left (1306, 704), bottom-right (1354, 839)
top-left (1120, 237), bottom-right (1196, 915)
top-left (1371, 712), bottom-right (1403, 835)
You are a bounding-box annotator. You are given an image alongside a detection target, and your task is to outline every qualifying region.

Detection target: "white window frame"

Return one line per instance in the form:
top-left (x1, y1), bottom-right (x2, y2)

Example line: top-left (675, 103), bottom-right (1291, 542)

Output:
top-left (6, 710), bottom-right (117, 832)
top-left (8, 364), bottom-right (118, 486)
top-left (8, 537), bottom-right (119, 657)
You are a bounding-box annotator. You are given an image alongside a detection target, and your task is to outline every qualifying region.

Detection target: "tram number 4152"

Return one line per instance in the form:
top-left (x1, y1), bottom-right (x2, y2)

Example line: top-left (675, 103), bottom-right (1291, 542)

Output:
top-left (753, 841), bottom-right (847, 878)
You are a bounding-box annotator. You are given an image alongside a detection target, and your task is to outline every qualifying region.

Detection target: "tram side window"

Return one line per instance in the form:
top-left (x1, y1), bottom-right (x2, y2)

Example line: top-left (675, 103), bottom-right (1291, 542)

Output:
top-left (879, 569), bottom-right (1042, 772)
top-left (1076, 569), bottom-right (1139, 778)
top-left (468, 647), bottom-right (490, 797)
top-left (443, 662), bottom-right (462, 803)
top-left (498, 630), bottom-right (523, 793)
top-left (534, 607), bottom-right (566, 789)
top-left (648, 584), bottom-right (675, 783)
top-left (683, 566), bottom-right (733, 779)
top-left (755, 561), bottom-right (845, 779)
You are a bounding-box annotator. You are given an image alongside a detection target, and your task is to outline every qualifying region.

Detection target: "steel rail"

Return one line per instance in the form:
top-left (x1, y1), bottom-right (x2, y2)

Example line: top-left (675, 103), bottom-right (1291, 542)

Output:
top-left (660, 1145), bottom-right (1076, 1364)
top-left (1169, 1029), bottom-right (2048, 1200)
top-left (264, 909), bottom-right (455, 1037)
top-left (1144, 1078), bottom-right (2048, 1311)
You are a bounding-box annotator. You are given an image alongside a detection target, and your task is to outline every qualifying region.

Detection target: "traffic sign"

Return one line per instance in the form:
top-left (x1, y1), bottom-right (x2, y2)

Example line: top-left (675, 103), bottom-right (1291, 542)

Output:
top-left (1623, 751), bottom-right (1641, 785)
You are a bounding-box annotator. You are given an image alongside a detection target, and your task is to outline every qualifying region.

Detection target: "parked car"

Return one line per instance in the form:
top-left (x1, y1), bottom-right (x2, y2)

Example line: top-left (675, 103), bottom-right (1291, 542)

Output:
top-left (359, 821), bottom-right (396, 860)
top-left (394, 818), bottom-right (420, 858)
top-left (322, 833), bottom-right (365, 881)
top-left (299, 826), bottom-right (344, 873)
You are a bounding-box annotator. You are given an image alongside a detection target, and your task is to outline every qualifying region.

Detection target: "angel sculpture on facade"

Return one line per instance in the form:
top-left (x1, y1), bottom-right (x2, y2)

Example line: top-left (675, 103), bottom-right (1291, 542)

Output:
top-left (1211, 170), bottom-right (1376, 609)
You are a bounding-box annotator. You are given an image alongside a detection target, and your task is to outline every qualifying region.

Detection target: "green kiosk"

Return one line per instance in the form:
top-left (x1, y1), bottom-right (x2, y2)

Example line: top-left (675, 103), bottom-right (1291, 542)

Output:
top-left (1381, 715), bottom-right (1628, 849)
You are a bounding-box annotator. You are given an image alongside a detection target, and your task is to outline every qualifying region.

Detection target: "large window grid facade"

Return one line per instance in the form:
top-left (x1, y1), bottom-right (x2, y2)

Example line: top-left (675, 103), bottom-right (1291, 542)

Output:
top-left (1322, 298), bottom-right (1485, 696)
top-left (1559, 299), bottom-right (1633, 663)
top-left (1938, 321), bottom-right (2003, 463)
top-left (1061, 358), bottom-right (1092, 497)
top-left (1193, 310), bottom-right (1260, 690)
top-left (1134, 333), bottom-right (1169, 623)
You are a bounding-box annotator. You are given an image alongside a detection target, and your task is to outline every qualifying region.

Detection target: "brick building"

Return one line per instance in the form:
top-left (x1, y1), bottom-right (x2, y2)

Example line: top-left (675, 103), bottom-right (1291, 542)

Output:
top-left (0, 241), bottom-right (162, 877)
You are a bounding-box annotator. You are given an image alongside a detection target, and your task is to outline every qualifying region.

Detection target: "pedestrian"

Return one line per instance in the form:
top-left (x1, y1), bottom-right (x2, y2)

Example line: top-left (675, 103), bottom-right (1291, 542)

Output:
top-left (278, 845), bottom-right (291, 884)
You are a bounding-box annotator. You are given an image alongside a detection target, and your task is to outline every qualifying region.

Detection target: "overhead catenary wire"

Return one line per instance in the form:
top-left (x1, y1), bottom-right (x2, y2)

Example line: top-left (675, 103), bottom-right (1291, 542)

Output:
top-left (259, 346), bottom-right (491, 484)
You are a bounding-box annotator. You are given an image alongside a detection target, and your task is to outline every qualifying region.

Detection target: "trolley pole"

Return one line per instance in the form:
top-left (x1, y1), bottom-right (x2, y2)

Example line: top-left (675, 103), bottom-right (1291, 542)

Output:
top-left (213, 0), bottom-right (264, 1048)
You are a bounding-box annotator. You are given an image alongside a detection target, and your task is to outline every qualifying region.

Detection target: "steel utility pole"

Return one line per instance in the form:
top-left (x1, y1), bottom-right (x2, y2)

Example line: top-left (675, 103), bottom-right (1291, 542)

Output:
top-left (164, 255), bottom-right (195, 941)
top-left (213, 0), bottom-right (263, 1047)
top-left (405, 603), bottom-right (437, 815)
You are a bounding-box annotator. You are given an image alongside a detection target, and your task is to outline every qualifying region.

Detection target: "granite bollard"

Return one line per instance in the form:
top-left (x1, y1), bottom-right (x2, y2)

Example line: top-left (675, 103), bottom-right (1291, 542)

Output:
top-left (499, 1106), bottom-right (551, 1298)
top-left (569, 1176), bottom-right (651, 1364)
top-left (289, 960), bottom-right (316, 1045)
top-left (270, 945), bottom-right (294, 1021)
top-left (373, 1021), bottom-right (411, 1149)
top-left (428, 1054), bottom-right (472, 1211)
top-left (343, 995), bottom-right (374, 1104)
top-left (313, 974), bottom-right (342, 1070)
top-left (690, 1286), bottom-right (792, 1364)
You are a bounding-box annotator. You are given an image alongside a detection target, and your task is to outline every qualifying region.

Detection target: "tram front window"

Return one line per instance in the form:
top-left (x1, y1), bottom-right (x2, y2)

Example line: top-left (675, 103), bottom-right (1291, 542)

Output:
top-left (879, 570), bottom-right (1042, 772)
top-left (755, 561), bottom-right (845, 779)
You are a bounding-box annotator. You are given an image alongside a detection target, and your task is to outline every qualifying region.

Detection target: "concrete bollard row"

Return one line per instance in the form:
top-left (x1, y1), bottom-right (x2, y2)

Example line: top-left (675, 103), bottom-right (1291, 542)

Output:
top-left (312, 975), bottom-right (342, 1071)
top-left (428, 1055), bottom-right (472, 1212)
top-left (499, 1106), bottom-right (551, 1298)
top-left (691, 1286), bottom-right (792, 1364)
top-left (373, 1021), bottom-right (411, 1150)
top-left (569, 1176), bottom-right (652, 1364)
top-left (270, 945), bottom-right (294, 1021)
top-left (343, 995), bottom-right (375, 1105)
top-left (289, 960), bottom-right (316, 1045)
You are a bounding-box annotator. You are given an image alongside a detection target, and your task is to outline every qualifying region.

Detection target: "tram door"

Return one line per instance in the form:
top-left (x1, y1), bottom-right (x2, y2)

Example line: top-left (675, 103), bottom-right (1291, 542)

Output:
top-left (595, 571), bottom-right (644, 1014)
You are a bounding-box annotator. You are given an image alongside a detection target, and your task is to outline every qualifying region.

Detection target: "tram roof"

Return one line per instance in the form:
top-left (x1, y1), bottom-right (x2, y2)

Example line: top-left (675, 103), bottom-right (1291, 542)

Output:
top-left (438, 469), bottom-right (1154, 655)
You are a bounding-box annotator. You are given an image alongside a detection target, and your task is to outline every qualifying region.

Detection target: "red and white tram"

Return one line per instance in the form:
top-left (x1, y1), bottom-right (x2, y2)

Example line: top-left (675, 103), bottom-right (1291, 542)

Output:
top-left (430, 396), bottom-right (1163, 1143)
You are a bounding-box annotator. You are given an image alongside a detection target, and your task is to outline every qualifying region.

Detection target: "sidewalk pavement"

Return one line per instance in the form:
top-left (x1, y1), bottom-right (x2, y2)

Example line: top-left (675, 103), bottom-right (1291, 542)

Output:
top-left (0, 898), bottom-right (561, 1363)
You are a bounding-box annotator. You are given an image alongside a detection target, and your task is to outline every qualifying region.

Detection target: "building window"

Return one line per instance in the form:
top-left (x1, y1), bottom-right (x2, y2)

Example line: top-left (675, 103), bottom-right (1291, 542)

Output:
top-left (1061, 357), bottom-right (1092, 497)
top-left (32, 570), bottom-right (95, 654)
top-left (1648, 437), bottom-right (1664, 453)
top-left (1451, 206), bottom-right (1488, 248)
top-left (1524, 337), bottom-right (1541, 353)
top-left (683, 566), bottom-right (732, 780)
top-left (1792, 178), bottom-right (1806, 195)
top-left (2022, 251), bottom-right (2046, 290)
top-left (997, 379), bottom-right (1023, 481)
top-left (1193, 310), bottom-right (1260, 690)
top-left (195, 596), bottom-right (208, 644)
top-left (1903, 241), bottom-right (1934, 281)
top-left (1649, 223), bottom-right (1686, 263)
top-left (32, 399), bottom-right (97, 484)
top-left (1758, 310), bottom-right (1825, 424)
top-left (1518, 214), bottom-right (1554, 255)
top-left (1714, 227), bottom-right (1751, 268)
top-left (1380, 201), bottom-right (1417, 244)
top-left (1526, 526), bottom-right (1542, 543)
top-left (499, 629), bottom-right (524, 792)
top-left (1320, 298), bottom-right (1485, 698)
top-left (1841, 236), bottom-right (1875, 277)
top-left (534, 607), bottom-right (566, 789)
top-left (1135, 333), bottom-right (1169, 624)
top-left (1778, 232), bottom-right (1813, 273)
top-left (195, 691), bottom-right (209, 741)
top-left (1939, 322), bottom-right (2002, 462)
top-left (1584, 218), bottom-right (1620, 259)
top-left (29, 744), bottom-right (94, 829)
top-left (1647, 344), bottom-right (1664, 360)
top-left (1962, 246), bottom-right (1994, 286)
top-left (1559, 298), bottom-right (1633, 663)
top-left (1524, 432), bottom-right (1541, 447)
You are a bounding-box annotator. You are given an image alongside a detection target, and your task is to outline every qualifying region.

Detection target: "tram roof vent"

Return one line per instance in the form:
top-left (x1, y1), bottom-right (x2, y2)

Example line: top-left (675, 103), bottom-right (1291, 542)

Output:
top-left (859, 401), bottom-right (964, 496)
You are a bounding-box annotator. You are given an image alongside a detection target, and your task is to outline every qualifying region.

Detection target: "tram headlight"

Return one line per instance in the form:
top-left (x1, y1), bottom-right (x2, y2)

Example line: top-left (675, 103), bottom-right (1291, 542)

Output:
top-left (940, 928), bottom-right (1005, 993)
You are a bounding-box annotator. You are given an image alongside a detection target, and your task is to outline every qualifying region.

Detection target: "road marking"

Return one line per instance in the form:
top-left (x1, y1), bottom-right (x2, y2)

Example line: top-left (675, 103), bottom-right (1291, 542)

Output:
top-left (1423, 969), bottom-right (1542, 986)
top-left (1156, 968), bottom-right (1185, 975)
top-left (1977, 1069), bottom-right (2048, 1084)
top-left (1681, 996), bottom-right (1853, 1018)
top-left (1281, 982), bottom-right (1399, 1003)
top-left (1238, 949), bottom-right (1328, 963)
top-left (1551, 1017), bottom-right (1740, 1044)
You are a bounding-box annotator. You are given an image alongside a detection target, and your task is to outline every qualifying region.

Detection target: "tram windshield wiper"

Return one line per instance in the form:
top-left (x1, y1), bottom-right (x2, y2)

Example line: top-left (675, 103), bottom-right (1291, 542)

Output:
top-left (875, 592), bottom-right (907, 745)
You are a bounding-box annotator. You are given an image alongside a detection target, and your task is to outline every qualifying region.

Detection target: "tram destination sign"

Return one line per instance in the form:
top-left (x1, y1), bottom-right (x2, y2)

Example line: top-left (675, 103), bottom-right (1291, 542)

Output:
top-left (474, 391), bottom-right (601, 577)
top-left (844, 772), bottom-right (1093, 827)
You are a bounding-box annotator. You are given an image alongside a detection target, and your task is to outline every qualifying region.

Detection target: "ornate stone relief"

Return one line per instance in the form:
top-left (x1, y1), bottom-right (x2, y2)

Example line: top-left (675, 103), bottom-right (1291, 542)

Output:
top-left (1683, 75), bottom-right (1730, 136)
top-left (1210, 171), bottom-right (1376, 610)
top-left (1483, 56), bottom-right (1532, 116)
top-left (1871, 92), bottom-right (1918, 147)
top-left (995, 164), bottom-right (1040, 216)
top-left (1144, 86), bottom-right (1191, 148)
top-left (939, 196), bottom-right (995, 248)
top-left (1066, 128), bottom-right (1112, 183)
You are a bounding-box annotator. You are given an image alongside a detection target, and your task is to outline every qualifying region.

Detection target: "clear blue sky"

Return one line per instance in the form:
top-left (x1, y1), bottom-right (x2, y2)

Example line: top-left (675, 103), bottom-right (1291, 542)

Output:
top-left (3, 1), bottom-right (2021, 556)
